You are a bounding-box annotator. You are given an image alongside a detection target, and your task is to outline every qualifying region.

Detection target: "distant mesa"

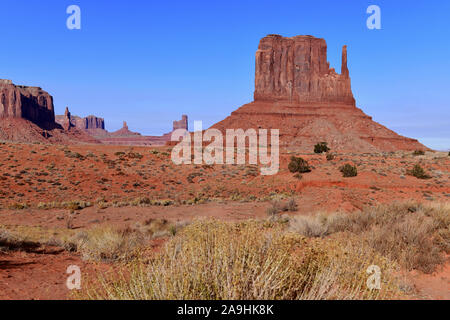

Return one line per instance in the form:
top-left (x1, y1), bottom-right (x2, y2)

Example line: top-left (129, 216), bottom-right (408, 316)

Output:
top-left (55, 107), bottom-right (106, 133)
top-left (0, 79), bottom-right (55, 129)
top-left (56, 106), bottom-right (188, 146)
top-left (0, 80), bottom-right (98, 144)
top-left (212, 34), bottom-right (427, 152)
top-left (173, 115), bottom-right (188, 131)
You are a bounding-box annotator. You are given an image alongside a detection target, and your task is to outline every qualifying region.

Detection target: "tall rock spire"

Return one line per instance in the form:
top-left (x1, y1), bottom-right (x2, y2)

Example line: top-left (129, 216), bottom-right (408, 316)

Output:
top-left (341, 45), bottom-right (349, 78)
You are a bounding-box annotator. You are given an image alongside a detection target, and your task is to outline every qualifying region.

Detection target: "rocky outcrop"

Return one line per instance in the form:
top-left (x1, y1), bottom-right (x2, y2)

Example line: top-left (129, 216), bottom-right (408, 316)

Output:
top-left (173, 115), bottom-right (188, 131)
top-left (85, 115), bottom-right (105, 130)
top-left (98, 116), bottom-right (189, 146)
top-left (212, 35), bottom-right (427, 152)
top-left (56, 107), bottom-right (190, 146)
top-left (254, 35), bottom-right (355, 105)
top-left (55, 107), bottom-right (105, 132)
top-left (0, 79), bottom-right (55, 129)
top-left (0, 82), bottom-right (99, 145)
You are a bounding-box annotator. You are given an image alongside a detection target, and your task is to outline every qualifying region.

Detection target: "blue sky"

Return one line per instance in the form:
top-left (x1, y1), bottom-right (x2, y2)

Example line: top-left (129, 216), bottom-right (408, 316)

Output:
top-left (0, 0), bottom-right (449, 150)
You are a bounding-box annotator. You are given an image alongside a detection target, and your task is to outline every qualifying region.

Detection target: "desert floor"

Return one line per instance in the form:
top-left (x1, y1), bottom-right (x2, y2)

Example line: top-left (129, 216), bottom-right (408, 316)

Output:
top-left (0, 142), bottom-right (449, 299)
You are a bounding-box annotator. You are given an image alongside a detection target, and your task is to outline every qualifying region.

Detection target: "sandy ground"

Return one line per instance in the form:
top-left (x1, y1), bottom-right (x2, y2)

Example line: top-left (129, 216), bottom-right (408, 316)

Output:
top-left (0, 142), bottom-right (449, 300)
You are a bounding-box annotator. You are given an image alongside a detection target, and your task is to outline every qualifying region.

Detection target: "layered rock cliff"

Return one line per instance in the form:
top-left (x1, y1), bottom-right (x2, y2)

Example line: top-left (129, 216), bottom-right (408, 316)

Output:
top-left (0, 81), bottom-right (98, 144)
top-left (0, 79), bottom-right (55, 129)
top-left (254, 35), bottom-right (354, 105)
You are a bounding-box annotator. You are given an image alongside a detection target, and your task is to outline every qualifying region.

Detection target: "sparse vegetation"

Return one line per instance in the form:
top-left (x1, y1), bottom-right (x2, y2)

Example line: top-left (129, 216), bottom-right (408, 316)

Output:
top-left (326, 153), bottom-right (335, 161)
top-left (288, 202), bottom-right (449, 273)
top-left (407, 164), bottom-right (431, 180)
top-left (267, 198), bottom-right (298, 217)
top-left (340, 164), bottom-right (358, 177)
top-left (78, 220), bottom-right (401, 300)
top-left (412, 150), bottom-right (425, 156)
top-left (69, 219), bottom-right (189, 263)
top-left (314, 142), bottom-right (330, 154)
top-left (37, 200), bottom-right (93, 211)
top-left (72, 226), bottom-right (146, 262)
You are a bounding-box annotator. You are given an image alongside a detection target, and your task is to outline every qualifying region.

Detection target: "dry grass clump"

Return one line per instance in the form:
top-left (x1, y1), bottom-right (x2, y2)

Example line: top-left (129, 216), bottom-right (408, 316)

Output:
top-left (70, 219), bottom-right (189, 263)
top-left (78, 220), bottom-right (401, 300)
top-left (73, 226), bottom-right (146, 263)
top-left (289, 202), bottom-right (449, 273)
top-left (266, 198), bottom-right (298, 216)
top-left (37, 200), bottom-right (92, 210)
top-left (0, 228), bottom-right (41, 252)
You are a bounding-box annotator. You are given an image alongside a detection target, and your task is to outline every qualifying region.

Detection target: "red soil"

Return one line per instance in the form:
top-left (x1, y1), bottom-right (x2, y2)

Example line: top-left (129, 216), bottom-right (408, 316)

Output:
top-left (0, 142), bottom-right (448, 300)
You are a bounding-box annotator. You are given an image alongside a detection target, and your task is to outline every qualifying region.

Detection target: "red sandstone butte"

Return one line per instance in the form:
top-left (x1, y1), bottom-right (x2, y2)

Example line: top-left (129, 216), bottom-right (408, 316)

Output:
top-left (212, 35), bottom-right (427, 152)
top-left (55, 106), bottom-right (190, 146)
top-left (0, 79), bottom-right (55, 129)
top-left (55, 107), bottom-right (106, 133)
top-left (0, 80), bottom-right (99, 144)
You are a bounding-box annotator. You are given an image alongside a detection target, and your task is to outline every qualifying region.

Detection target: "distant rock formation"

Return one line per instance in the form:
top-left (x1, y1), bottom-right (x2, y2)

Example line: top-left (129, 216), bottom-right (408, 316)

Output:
top-left (85, 115), bottom-right (105, 130)
top-left (56, 109), bottom-right (189, 146)
top-left (173, 115), bottom-right (188, 131)
top-left (0, 80), bottom-right (99, 144)
top-left (109, 121), bottom-right (142, 137)
top-left (212, 35), bottom-right (427, 152)
top-left (55, 107), bottom-right (105, 132)
top-left (100, 115), bottom-right (189, 146)
top-left (0, 79), bottom-right (55, 129)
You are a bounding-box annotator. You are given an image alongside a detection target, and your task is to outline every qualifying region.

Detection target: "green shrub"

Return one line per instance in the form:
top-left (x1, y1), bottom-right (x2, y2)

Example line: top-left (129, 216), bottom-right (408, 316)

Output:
top-left (340, 164), bottom-right (357, 178)
top-left (412, 150), bottom-right (425, 156)
top-left (314, 142), bottom-right (330, 154)
top-left (288, 157), bottom-right (311, 174)
top-left (326, 153), bottom-right (335, 161)
top-left (407, 164), bottom-right (431, 179)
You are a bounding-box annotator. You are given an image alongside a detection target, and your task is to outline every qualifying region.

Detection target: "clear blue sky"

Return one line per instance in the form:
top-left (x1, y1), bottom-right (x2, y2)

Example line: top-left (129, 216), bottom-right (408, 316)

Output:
top-left (0, 0), bottom-right (449, 150)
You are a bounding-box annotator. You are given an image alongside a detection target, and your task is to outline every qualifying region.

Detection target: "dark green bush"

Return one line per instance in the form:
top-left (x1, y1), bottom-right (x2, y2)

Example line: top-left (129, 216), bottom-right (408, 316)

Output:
top-left (288, 157), bottom-right (311, 174)
top-left (412, 150), bottom-right (425, 156)
top-left (326, 153), bottom-right (335, 161)
top-left (407, 164), bottom-right (431, 179)
top-left (314, 142), bottom-right (330, 154)
top-left (340, 164), bottom-right (358, 178)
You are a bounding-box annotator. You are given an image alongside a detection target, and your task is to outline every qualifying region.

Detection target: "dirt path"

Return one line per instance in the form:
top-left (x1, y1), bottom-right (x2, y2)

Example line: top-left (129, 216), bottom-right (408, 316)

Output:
top-left (0, 249), bottom-right (92, 300)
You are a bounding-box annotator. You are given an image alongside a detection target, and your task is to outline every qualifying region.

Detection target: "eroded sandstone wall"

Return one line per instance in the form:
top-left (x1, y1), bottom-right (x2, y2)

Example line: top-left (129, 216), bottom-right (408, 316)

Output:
top-left (0, 79), bottom-right (55, 128)
top-left (254, 35), bottom-right (355, 105)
